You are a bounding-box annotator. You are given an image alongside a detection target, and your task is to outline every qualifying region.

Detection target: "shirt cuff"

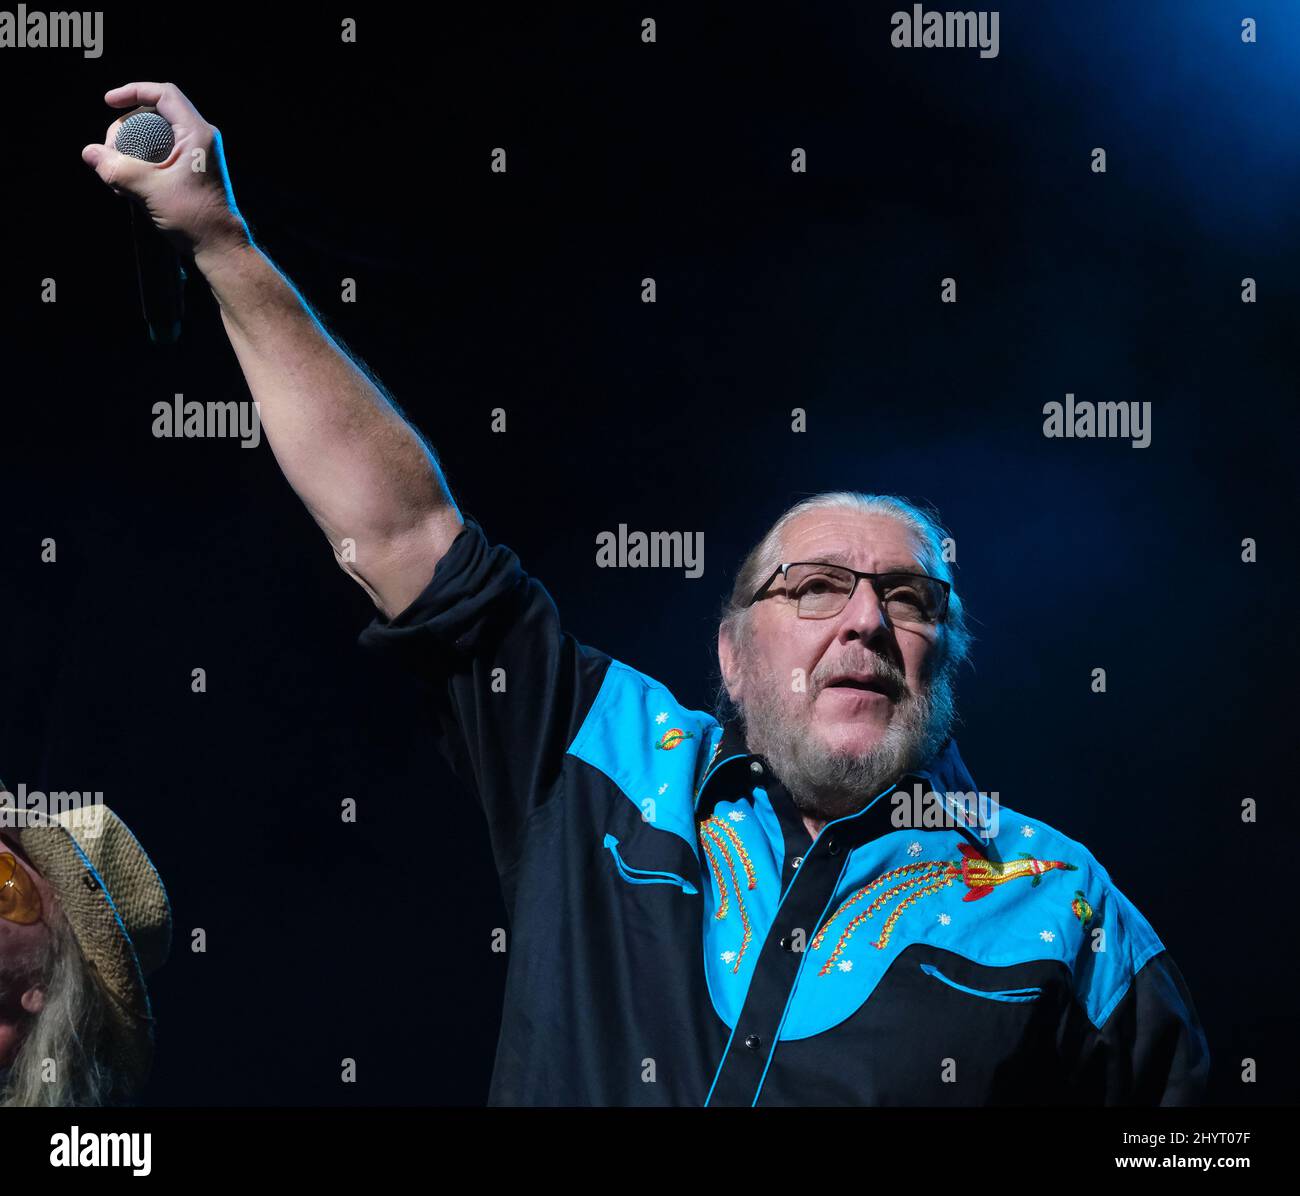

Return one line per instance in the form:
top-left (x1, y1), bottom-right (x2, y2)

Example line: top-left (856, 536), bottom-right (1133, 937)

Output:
top-left (357, 514), bottom-right (526, 662)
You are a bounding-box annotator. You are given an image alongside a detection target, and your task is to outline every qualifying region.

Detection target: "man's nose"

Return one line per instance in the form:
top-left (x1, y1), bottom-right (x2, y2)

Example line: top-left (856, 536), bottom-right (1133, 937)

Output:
top-left (837, 579), bottom-right (890, 640)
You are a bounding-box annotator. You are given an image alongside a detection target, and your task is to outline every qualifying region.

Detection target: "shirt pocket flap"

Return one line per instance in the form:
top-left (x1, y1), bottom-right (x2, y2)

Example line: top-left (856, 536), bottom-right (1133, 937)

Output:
top-left (602, 831), bottom-right (699, 895)
top-left (919, 961), bottom-right (1044, 1003)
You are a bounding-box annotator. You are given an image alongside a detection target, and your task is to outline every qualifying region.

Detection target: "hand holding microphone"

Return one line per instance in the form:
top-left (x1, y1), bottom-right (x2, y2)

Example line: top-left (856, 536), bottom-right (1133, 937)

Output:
top-left (81, 82), bottom-right (251, 342)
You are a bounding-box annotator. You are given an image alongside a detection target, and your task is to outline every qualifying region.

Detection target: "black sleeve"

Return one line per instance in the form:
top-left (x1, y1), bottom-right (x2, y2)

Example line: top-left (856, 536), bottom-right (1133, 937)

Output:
top-left (1086, 950), bottom-right (1211, 1106)
top-left (358, 515), bottom-right (612, 906)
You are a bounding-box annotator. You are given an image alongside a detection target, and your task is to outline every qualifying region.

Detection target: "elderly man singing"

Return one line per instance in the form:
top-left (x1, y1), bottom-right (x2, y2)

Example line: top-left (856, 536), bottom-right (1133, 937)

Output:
top-left (82, 80), bottom-right (1208, 1107)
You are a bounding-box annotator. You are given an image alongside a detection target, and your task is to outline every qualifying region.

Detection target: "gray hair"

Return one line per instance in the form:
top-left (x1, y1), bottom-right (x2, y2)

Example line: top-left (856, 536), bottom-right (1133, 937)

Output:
top-left (714, 491), bottom-right (975, 722)
top-left (0, 899), bottom-right (123, 1107)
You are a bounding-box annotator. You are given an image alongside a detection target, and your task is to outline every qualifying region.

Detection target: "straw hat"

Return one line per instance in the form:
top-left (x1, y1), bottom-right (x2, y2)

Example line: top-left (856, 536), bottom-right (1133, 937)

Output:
top-left (11, 801), bottom-right (172, 1095)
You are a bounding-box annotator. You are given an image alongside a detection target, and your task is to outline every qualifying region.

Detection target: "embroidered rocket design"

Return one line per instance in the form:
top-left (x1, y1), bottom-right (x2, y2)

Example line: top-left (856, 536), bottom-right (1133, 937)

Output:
top-left (655, 727), bottom-right (694, 751)
top-left (811, 843), bottom-right (1078, 972)
top-left (699, 814), bottom-right (758, 974)
top-left (958, 843), bottom-right (1077, 900)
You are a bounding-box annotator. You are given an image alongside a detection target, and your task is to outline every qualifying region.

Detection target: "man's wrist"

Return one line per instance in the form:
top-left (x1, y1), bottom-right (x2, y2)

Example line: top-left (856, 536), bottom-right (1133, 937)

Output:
top-left (192, 217), bottom-right (256, 281)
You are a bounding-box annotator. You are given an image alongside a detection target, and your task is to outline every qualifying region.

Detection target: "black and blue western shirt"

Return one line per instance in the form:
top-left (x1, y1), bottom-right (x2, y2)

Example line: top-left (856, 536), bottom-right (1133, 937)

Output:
top-left (360, 516), bottom-right (1210, 1106)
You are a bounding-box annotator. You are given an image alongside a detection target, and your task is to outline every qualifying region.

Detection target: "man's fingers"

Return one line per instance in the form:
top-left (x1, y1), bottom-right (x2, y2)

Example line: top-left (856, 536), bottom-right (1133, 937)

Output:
top-left (80, 141), bottom-right (151, 193)
top-left (104, 81), bottom-right (203, 129)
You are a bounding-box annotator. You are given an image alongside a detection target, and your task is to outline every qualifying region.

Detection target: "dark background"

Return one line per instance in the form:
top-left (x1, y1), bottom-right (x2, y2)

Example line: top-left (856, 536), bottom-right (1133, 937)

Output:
top-left (1, 1), bottom-right (1296, 1104)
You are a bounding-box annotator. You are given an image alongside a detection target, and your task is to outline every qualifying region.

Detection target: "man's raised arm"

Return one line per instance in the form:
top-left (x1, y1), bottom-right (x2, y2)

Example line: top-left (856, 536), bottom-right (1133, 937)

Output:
top-left (81, 81), bottom-right (463, 617)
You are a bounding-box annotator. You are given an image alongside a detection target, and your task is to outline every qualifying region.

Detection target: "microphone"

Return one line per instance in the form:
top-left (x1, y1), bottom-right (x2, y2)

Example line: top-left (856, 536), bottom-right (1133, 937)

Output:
top-left (115, 111), bottom-right (186, 345)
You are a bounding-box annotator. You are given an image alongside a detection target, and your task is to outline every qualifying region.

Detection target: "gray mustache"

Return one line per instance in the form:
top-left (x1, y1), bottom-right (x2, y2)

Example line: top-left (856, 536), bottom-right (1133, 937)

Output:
top-left (813, 656), bottom-right (909, 700)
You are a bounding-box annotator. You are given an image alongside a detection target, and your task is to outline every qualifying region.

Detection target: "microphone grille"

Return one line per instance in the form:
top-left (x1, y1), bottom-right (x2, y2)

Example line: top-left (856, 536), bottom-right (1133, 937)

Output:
top-left (115, 111), bottom-right (174, 163)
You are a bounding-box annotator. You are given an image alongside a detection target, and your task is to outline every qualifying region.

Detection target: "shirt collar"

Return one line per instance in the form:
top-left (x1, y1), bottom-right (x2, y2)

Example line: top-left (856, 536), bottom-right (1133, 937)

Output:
top-left (695, 715), bottom-right (988, 845)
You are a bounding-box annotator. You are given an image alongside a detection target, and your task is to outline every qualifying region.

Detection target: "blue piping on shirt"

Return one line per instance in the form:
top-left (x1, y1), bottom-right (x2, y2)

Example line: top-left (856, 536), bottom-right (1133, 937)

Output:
top-left (602, 834), bottom-right (699, 895)
top-left (919, 962), bottom-right (1043, 1003)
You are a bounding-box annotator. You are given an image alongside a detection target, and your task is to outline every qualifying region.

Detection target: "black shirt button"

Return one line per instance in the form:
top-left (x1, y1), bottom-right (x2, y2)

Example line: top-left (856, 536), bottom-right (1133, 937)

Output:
top-left (827, 837), bottom-right (840, 856)
top-left (744, 1033), bottom-right (762, 1050)
top-left (778, 935), bottom-right (790, 951)
top-left (750, 760), bottom-right (764, 776)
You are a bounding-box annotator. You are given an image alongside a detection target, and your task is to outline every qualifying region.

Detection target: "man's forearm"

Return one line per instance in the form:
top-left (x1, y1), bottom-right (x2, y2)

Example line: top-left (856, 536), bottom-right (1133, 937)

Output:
top-left (194, 236), bottom-right (463, 616)
top-left (81, 81), bottom-right (462, 615)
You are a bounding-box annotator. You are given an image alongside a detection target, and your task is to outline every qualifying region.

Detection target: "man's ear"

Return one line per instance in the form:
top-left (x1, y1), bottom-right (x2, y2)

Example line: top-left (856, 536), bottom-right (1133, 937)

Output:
top-left (718, 624), bottom-right (743, 704)
top-left (20, 987), bottom-right (44, 1015)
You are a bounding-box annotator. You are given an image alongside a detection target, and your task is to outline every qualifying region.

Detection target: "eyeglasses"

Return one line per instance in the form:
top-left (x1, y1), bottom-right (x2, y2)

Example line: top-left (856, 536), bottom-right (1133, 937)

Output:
top-left (0, 852), bottom-right (43, 925)
top-left (749, 561), bottom-right (951, 624)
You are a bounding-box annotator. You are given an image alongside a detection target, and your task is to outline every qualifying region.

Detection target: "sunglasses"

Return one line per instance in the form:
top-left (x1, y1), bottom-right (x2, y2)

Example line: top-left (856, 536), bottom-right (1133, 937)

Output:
top-left (0, 852), bottom-right (43, 925)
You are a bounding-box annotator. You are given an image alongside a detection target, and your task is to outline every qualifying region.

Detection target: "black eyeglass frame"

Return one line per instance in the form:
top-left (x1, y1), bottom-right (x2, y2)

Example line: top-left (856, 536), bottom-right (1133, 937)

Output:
top-left (748, 561), bottom-right (952, 624)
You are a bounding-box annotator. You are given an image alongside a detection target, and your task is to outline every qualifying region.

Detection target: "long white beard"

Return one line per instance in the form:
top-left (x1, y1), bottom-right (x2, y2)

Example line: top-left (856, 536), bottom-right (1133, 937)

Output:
top-left (735, 644), bottom-right (956, 823)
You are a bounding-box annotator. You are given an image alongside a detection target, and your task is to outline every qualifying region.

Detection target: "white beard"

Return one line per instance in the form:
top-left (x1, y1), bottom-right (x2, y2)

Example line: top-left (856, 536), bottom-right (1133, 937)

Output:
top-left (734, 641), bottom-right (956, 823)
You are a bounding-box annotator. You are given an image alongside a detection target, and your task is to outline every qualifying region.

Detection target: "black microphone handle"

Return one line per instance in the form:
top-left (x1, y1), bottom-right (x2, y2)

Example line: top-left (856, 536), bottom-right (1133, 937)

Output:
top-left (129, 202), bottom-right (186, 345)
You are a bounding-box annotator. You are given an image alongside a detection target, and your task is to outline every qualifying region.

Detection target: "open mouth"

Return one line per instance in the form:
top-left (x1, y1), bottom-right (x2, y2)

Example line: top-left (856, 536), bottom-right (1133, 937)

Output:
top-left (823, 676), bottom-right (895, 699)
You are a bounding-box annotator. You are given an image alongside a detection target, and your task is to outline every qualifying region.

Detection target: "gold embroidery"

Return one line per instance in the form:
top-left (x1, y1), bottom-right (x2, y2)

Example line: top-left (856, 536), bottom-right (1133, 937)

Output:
top-left (699, 816), bottom-right (756, 973)
top-left (700, 835), bottom-right (729, 920)
top-left (812, 845), bottom-right (1078, 969)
